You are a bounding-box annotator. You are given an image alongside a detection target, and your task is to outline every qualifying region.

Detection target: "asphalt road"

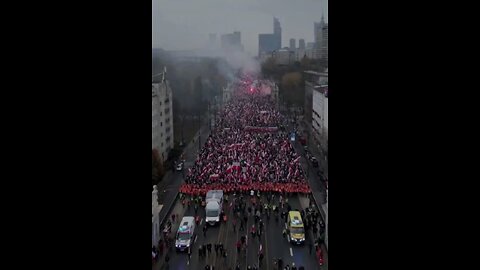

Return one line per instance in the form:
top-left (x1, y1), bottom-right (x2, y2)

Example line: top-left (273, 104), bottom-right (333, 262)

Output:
top-left (153, 192), bottom-right (328, 270)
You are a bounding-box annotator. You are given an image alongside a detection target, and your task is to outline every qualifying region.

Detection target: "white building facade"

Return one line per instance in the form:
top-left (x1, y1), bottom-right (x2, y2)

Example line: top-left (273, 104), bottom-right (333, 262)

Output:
top-left (152, 69), bottom-right (174, 162)
top-left (152, 185), bottom-right (162, 247)
top-left (312, 84), bottom-right (328, 154)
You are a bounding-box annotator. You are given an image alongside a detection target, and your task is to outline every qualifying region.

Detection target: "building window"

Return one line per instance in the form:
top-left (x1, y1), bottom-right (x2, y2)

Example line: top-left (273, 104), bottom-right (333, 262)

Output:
top-left (160, 122), bottom-right (163, 127)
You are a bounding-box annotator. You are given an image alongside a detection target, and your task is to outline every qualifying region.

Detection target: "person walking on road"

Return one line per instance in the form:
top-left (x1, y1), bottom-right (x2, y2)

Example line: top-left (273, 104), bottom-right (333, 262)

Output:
top-left (203, 225), bottom-right (208, 237)
top-left (207, 243), bottom-right (212, 255)
top-left (236, 240), bottom-right (241, 253)
top-left (240, 219), bottom-right (244, 231)
top-left (250, 225), bottom-right (256, 239)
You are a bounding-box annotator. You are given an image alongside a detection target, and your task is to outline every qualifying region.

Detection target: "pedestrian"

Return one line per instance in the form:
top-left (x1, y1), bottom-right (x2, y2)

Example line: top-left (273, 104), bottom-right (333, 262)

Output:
top-left (215, 243), bottom-right (219, 255)
top-left (203, 225), bottom-right (207, 237)
top-left (207, 243), bottom-right (212, 255)
top-left (282, 228), bottom-right (287, 238)
top-left (236, 240), bottom-right (241, 253)
top-left (240, 220), bottom-right (244, 231)
top-left (171, 214), bottom-right (176, 223)
top-left (187, 246), bottom-right (192, 263)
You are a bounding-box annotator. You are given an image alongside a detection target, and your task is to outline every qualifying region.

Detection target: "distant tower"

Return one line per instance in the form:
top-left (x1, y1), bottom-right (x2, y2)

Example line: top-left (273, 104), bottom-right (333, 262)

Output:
top-left (289, 39), bottom-right (296, 51)
top-left (273, 17), bottom-right (282, 49)
top-left (299, 39), bottom-right (306, 50)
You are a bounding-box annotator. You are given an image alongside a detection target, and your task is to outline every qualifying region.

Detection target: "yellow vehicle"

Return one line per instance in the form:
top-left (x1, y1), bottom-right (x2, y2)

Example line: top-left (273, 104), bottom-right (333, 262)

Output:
top-left (287, 211), bottom-right (305, 244)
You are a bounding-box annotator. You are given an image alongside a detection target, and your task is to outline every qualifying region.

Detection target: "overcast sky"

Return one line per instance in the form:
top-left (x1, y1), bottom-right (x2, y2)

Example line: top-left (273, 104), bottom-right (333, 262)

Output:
top-left (152, 0), bottom-right (328, 57)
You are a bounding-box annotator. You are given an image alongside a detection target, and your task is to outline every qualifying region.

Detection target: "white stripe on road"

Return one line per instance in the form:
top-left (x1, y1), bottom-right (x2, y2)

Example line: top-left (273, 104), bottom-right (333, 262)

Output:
top-left (287, 235), bottom-right (290, 242)
top-left (200, 218), bottom-right (203, 225)
top-left (290, 247), bottom-right (293, 257)
top-left (194, 235), bottom-right (197, 243)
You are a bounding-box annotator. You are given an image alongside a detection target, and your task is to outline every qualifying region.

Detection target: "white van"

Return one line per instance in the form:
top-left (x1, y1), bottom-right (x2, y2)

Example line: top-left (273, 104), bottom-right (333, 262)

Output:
top-left (205, 190), bottom-right (223, 225)
top-left (175, 216), bottom-right (196, 251)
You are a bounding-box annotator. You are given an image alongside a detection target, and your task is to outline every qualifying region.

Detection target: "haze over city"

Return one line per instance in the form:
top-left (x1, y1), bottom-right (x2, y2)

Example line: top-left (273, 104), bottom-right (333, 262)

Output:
top-left (152, 0), bottom-right (328, 56)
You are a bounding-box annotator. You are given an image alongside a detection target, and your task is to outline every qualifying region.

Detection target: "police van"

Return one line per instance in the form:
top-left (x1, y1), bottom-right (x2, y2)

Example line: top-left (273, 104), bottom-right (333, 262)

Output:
top-left (175, 216), bottom-right (196, 251)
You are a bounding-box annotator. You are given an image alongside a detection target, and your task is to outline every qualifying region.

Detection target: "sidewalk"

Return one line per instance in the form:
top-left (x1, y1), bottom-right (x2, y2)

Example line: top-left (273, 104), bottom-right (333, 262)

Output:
top-left (156, 120), bottom-right (211, 227)
top-left (299, 121), bottom-right (328, 179)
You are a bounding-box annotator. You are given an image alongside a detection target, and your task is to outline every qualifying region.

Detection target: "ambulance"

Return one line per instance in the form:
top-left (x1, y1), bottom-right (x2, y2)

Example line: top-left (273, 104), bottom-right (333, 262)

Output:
top-left (287, 211), bottom-right (305, 244)
top-left (175, 216), bottom-right (196, 251)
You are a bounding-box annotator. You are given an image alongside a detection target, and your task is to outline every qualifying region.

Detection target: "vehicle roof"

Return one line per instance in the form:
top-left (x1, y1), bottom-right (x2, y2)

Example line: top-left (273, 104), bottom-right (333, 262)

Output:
top-left (206, 190), bottom-right (223, 197)
top-left (180, 216), bottom-right (195, 224)
top-left (205, 201), bottom-right (220, 209)
top-left (288, 211), bottom-right (304, 227)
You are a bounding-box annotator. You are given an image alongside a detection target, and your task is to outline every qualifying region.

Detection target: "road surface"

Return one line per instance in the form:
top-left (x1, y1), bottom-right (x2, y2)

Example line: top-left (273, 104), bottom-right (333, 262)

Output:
top-left (152, 192), bottom-right (328, 270)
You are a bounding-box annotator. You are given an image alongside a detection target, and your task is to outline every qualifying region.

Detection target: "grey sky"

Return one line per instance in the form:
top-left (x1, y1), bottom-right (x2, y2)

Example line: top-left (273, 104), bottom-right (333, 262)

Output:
top-left (152, 0), bottom-right (328, 56)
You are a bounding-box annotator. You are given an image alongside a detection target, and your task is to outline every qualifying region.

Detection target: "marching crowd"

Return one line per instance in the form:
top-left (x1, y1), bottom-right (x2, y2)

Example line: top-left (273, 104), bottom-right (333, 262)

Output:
top-left (180, 84), bottom-right (311, 196)
top-left (151, 78), bottom-right (324, 269)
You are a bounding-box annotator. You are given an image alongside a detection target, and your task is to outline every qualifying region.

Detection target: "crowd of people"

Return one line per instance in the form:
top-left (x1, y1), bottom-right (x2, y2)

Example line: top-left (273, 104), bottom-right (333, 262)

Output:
top-left (180, 81), bottom-right (311, 196)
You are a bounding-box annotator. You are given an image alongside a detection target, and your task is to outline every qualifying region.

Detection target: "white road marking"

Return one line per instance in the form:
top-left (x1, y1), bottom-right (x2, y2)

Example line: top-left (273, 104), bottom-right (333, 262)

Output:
top-left (287, 235), bottom-right (290, 242)
top-left (200, 218), bottom-right (203, 225)
top-left (194, 235), bottom-right (197, 243)
top-left (290, 247), bottom-right (293, 257)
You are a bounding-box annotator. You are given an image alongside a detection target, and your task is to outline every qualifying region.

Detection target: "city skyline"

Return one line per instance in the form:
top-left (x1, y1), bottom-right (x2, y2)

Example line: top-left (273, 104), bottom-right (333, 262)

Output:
top-left (152, 0), bottom-right (328, 56)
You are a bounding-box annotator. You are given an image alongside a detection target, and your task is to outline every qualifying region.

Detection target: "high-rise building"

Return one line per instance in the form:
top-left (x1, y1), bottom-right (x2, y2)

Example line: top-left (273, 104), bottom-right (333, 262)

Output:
top-left (258, 17), bottom-right (282, 57)
top-left (273, 17), bottom-right (282, 49)
top-left (314, 15), bottom-right (326, 59)
top-left (221, 31), bottom-right (243, 52)
top-left (289, 38), bottom-right (296, 51)
top-left (258, 34), bottom-right (277, 57)
top-left (299, 39), bottom-right (306, 50)
top-left (321, 25), bottom-right (328, 66)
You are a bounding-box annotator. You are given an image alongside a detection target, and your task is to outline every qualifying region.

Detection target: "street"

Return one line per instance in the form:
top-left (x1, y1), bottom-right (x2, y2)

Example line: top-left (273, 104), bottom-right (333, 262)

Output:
top-left (152, 192), bottom-right (327, 270)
